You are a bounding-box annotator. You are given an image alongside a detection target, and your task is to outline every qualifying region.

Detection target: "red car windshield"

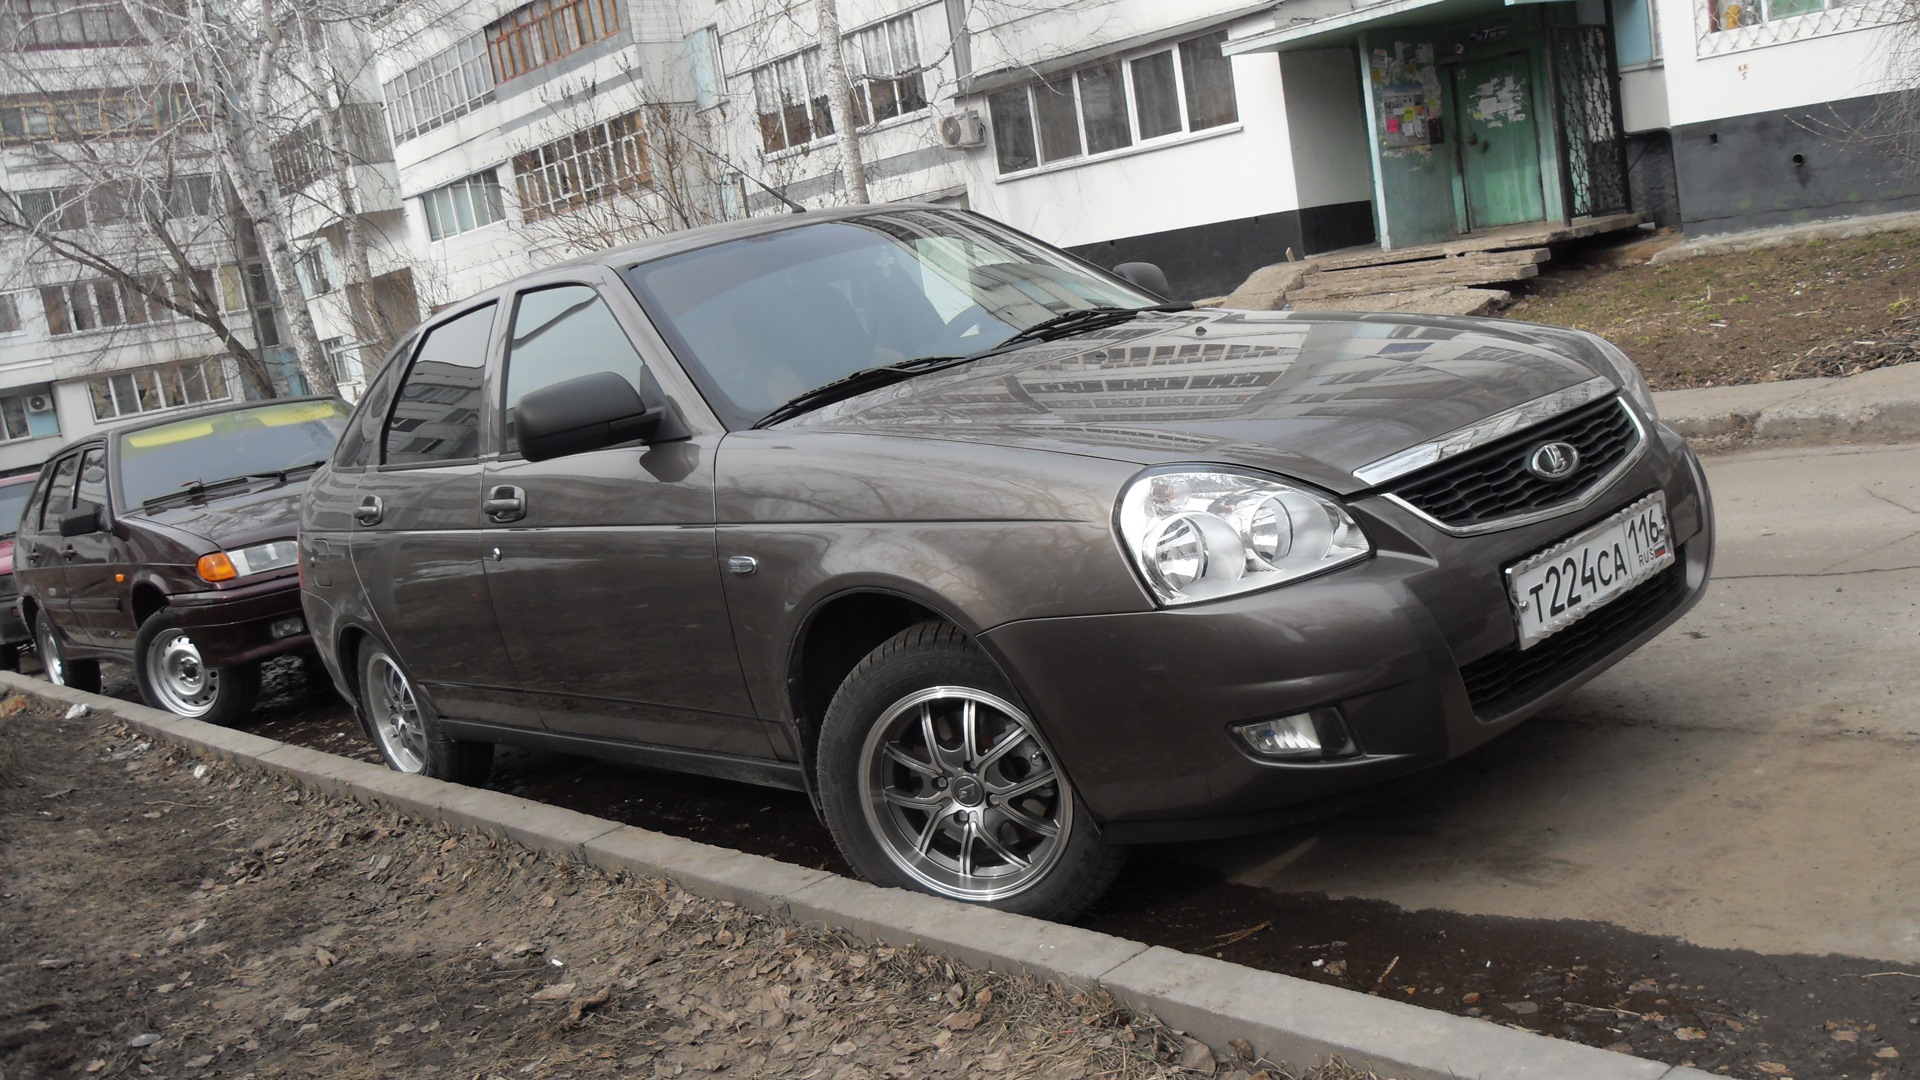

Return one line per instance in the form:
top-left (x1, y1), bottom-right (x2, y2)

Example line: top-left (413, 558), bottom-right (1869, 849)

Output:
top-left (117, 400), bottom-right (350, 508)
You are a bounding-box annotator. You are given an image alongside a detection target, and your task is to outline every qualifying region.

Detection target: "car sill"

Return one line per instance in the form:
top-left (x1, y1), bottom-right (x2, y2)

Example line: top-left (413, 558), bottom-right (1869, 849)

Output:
top-left (437, 719), bottom-right (808, 792)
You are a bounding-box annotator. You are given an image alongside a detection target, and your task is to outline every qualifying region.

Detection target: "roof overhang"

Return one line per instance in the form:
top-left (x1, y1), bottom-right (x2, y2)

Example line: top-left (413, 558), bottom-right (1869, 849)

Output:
top-left (1222, 0), bottom-right (1510, 53)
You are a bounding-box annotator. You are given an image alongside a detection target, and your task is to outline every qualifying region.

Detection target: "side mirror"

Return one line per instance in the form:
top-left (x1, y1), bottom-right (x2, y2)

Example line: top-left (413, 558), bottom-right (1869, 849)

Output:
top-left (516, 370), bottom-right (690, 463)
top-left (58, 502), bottom-right (103, 538)
top-left (1113, 261), bottom-right (1172, 299)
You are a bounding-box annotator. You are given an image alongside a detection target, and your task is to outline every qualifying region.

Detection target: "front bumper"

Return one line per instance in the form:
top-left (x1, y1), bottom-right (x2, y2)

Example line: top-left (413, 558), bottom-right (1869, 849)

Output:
top-left (979, 422), bottom-right (1713, 843)
top-left (169, 573), bottom-right (313, 667)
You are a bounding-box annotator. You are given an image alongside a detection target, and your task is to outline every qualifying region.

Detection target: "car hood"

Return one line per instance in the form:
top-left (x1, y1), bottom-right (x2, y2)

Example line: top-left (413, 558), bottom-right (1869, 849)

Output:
top-left (130, 479), bottom-right (307, 551)
top-left (786, 309), bottom-right (1615, 495)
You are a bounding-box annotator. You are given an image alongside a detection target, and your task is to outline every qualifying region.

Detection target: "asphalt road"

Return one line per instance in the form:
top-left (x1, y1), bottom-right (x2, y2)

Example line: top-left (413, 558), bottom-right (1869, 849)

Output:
top-left (75, 440), bottom-right (1920, 1075)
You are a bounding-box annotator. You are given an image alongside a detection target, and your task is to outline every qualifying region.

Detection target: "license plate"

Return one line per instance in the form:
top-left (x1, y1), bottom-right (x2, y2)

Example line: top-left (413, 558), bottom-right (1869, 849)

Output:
top-left (1504, 493), bottom-right (1674, 650)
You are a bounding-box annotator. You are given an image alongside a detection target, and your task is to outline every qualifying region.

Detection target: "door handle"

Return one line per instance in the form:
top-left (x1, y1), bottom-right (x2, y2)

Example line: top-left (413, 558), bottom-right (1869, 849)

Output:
top-left (354, 495), bottom-right (384, 526)
top-left (26, 550), bottom-right (41, 565)
top-left (62, 546), bottom-right (77, 560)
top-left (484, 486), bottom-right (526, 523)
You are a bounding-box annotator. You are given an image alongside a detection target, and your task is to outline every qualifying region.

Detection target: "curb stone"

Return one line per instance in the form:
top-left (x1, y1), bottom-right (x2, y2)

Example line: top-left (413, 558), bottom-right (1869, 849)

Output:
top-left (1653, 363), bottom-right (1920, 450)
top-left (1, 673), bottom-right (1723, 1080)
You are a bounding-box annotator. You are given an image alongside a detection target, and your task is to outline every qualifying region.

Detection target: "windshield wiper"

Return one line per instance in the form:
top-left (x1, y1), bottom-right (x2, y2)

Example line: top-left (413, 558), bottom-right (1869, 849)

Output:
top-left (995, 302), bottom-right (1194, 348)
top-left (245, 458), bottom-right (329, 482)
top-left (751, 353), bottom-right (978, 429)
top-left (141, 474), bottom-right (259, 508)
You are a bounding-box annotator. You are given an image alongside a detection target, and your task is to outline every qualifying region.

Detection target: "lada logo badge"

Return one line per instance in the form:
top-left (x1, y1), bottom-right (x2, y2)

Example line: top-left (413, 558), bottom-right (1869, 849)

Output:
top-left (1527, 441), bottom-right (1581, 480)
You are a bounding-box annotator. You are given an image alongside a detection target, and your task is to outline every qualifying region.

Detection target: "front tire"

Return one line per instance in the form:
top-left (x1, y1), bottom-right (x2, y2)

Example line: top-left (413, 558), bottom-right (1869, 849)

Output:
top-left (135, 612), bottom-right (260, 726)
top-left (816, 622), bottom-right (1126, 921)
top-left (33, 612), bottom-right (100, 694)
top-left (358, 640), bottom-right (492, 786)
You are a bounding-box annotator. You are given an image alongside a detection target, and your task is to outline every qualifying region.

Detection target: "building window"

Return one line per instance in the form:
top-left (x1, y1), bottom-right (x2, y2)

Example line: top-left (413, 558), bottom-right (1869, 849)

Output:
top-left (0, 391), bottom-right (44, 441)
top-left (1709, 0), bottom-right (1825, 28)
top-left (846, 13), bottom-right (928, 127)
top-left (0, 0), bottom-right (138, 50)
top-left (988, 30), bottom-right (1239, 175)
top-left (0, 86), bottom-right (199, 144)
top-left (9, 175), bottom-right (215, 231)
top-left (686, 27), bottom-right (721, 111)
top-left (295, 243), bottom-right (338, 297)
top-left (751, 49), bottom-right (833, 153)
top-left (86, 358), bottom-right (230, 421)
top-left (486, 0), bottom-right (622, 83)
top-left (321, 338), bottom-right (364, 385)
top-left (40, 272), bottom-right (214, 336)
top-left (422, 170), bottom-right (507, 239)
top-left (513, 113), bottom-right (648, 222)
top-left (0, 294), bottom-right (20, 335)
top-left (270, 104), bottom-right (393, 195)
top-left (384, 33), bottom-right (495, 142)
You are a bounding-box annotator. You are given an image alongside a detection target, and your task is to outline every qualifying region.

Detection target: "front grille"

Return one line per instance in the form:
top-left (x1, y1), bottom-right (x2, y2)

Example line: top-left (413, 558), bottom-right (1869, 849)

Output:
top-left (1389, 397), bottom-right (1640, 529)
top-left (1460, 553), bottom-right (1688, 719)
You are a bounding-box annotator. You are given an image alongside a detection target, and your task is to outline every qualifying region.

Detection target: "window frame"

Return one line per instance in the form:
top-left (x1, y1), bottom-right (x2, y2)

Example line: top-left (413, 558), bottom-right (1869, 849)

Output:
top-left (512, 112), bottom-right (649, 223)
top-left (486, 0), bottom-right (623, 84)
top-left (987, 29), bottom-right (1240, 177)
top-left (86, 358), bottom-right (231, 422)
top-left (379, 302), bottom-right (498, 468)
top-left (844, 11), bottom-right (930, 129)
top-left (421, 169), bottom-right (508, 241)
top-left (0, 293), bottom-right (21, 336)
top-left (384, 32), bottom-right (496, 142)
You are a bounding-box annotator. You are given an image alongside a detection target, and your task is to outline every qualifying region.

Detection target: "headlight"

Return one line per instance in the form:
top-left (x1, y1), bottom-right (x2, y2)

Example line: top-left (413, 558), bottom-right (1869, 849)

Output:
top-left (1116, 469), bottom-right (1372, 605)
top-left (197, 539), bottom-right (299, 582)
top-left (1584, 332), bottom-right (1658, 421)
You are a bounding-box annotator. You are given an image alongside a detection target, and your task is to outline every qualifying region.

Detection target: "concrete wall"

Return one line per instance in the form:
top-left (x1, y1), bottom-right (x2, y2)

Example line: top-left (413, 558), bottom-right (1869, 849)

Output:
top-left (1672, 91), bottom-right (1920, 234)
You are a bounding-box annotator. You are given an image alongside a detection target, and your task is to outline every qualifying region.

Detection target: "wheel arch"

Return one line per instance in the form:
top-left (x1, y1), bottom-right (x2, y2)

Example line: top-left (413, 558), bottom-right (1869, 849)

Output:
top-left (130, 582), bottom-right (168, 628)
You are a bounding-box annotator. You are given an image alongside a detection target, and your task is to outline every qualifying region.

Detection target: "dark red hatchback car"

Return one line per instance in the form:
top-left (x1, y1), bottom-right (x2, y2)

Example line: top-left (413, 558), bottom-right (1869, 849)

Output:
top-left (15, 397), bottom-right (349, 723)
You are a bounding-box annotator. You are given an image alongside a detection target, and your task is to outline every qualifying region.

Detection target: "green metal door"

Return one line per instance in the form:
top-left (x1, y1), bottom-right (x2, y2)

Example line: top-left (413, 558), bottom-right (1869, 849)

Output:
top-left (1452, 54), bottom-right (1546, 230)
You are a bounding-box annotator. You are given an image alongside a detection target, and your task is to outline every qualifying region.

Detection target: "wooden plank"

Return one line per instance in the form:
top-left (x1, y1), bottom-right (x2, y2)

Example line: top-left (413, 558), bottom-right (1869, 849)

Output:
top-left (1305, 212), bottom-right (1651, 272)
top-left (1288, 261), bottom-right (1541, 299)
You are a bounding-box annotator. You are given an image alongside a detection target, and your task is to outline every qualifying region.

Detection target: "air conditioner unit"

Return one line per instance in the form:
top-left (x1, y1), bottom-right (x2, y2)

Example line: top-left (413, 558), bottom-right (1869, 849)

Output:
top-left (25, 394), bottom-right (52, 414)
top-left (938, 110), bottom-right (986, 150)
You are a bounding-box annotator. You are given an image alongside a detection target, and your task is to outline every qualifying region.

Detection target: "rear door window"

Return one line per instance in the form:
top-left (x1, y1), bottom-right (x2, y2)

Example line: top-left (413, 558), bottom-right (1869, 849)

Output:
top-left (383, 304), bottom-right (495, 466)
top-left (38, 452), bottom-right (81, 529)
top-left (501, 285), bottom-right (645, 450)
top-left (75, 447), bottom-right (107, 510)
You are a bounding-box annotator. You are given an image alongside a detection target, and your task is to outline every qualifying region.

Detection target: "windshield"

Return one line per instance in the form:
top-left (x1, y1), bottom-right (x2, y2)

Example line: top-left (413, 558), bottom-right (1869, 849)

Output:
top-left (0, 483), bottom-right (32, 538)
top-left (117, 399), bottom-right (351, 508)
top-left (620, 209), bottom-right (1159, 427)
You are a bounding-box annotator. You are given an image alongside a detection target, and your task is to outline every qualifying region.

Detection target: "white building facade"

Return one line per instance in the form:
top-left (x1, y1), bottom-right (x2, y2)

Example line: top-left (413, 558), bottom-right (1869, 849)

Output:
top-left (2, 0), bottom-right (1915, 478)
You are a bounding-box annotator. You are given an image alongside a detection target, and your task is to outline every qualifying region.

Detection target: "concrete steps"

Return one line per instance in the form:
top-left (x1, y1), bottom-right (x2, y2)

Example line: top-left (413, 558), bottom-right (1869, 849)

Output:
top-left (1214, 212), bottom-right (1651, 318)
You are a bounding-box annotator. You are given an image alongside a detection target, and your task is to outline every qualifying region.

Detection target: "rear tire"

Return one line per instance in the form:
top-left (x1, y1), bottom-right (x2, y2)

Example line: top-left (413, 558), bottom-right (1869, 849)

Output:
top-left (358, 639), bottom-right (492, 786)
top-left (33, 612), bottom-right (99, 694)
top-left (135, 612), bottom-right (261, 726)
top-left (816, 622), bottom-right (1126, 922)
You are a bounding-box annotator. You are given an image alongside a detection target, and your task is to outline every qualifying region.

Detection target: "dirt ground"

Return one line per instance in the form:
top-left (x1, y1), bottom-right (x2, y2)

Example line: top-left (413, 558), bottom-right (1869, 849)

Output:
top-left (0, 693), bottom-right (1386, 1080)
top-left (1502, 229), bottom-right (1920, 389)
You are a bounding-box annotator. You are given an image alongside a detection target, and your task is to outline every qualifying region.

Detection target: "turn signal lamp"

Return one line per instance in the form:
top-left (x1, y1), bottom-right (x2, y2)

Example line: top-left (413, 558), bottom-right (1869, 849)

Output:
top-left (196, 553), bottom-right (237, 582)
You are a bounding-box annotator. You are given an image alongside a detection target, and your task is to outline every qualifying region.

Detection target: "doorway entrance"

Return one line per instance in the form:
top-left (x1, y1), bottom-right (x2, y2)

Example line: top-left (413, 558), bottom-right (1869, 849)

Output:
top-left (1451, 52), bottom-right (1546, 230)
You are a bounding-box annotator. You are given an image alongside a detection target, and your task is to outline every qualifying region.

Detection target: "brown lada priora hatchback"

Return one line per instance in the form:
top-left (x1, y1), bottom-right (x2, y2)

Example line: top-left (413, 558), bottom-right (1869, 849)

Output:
top-left (19, 398), bottom-right (350, 724)
top-left (300, 206), bottom-right (1712, 920)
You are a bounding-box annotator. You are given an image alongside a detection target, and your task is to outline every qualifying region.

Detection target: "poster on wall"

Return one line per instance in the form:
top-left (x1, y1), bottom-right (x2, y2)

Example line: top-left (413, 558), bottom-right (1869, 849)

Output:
top-left (1369, 42), bottom-right (1443, 152)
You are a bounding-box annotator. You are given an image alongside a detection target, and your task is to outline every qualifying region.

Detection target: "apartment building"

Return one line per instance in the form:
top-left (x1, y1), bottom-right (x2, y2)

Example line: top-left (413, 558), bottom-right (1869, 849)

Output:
top-left (0, 8), bottom-right (290, 477)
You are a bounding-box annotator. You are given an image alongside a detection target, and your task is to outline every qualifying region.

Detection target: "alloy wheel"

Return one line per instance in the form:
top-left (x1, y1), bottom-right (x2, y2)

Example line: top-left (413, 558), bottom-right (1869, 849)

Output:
top-left (366, 653), bottom-right (428, 773)
top-left (858, 686), bottom-right (1073, 902)
top-left (143, 627), bottom-right (222, 717)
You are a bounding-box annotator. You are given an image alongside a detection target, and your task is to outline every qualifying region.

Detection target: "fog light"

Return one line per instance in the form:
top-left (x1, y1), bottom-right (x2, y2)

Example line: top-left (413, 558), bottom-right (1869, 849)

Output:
top-left (1232, 709), bottom-right (1356, 760)
top-left (269, 616), bottom-right (305, 640)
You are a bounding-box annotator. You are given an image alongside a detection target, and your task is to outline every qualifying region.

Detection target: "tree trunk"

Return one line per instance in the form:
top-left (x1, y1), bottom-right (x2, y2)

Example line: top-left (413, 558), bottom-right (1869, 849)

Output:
top-left (815, 0), bottom-right (870, 205)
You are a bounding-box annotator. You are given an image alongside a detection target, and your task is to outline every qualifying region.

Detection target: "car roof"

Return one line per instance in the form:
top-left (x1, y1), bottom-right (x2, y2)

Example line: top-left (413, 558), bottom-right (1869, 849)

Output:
top-left (549, 202), bottom-right (958, 273)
